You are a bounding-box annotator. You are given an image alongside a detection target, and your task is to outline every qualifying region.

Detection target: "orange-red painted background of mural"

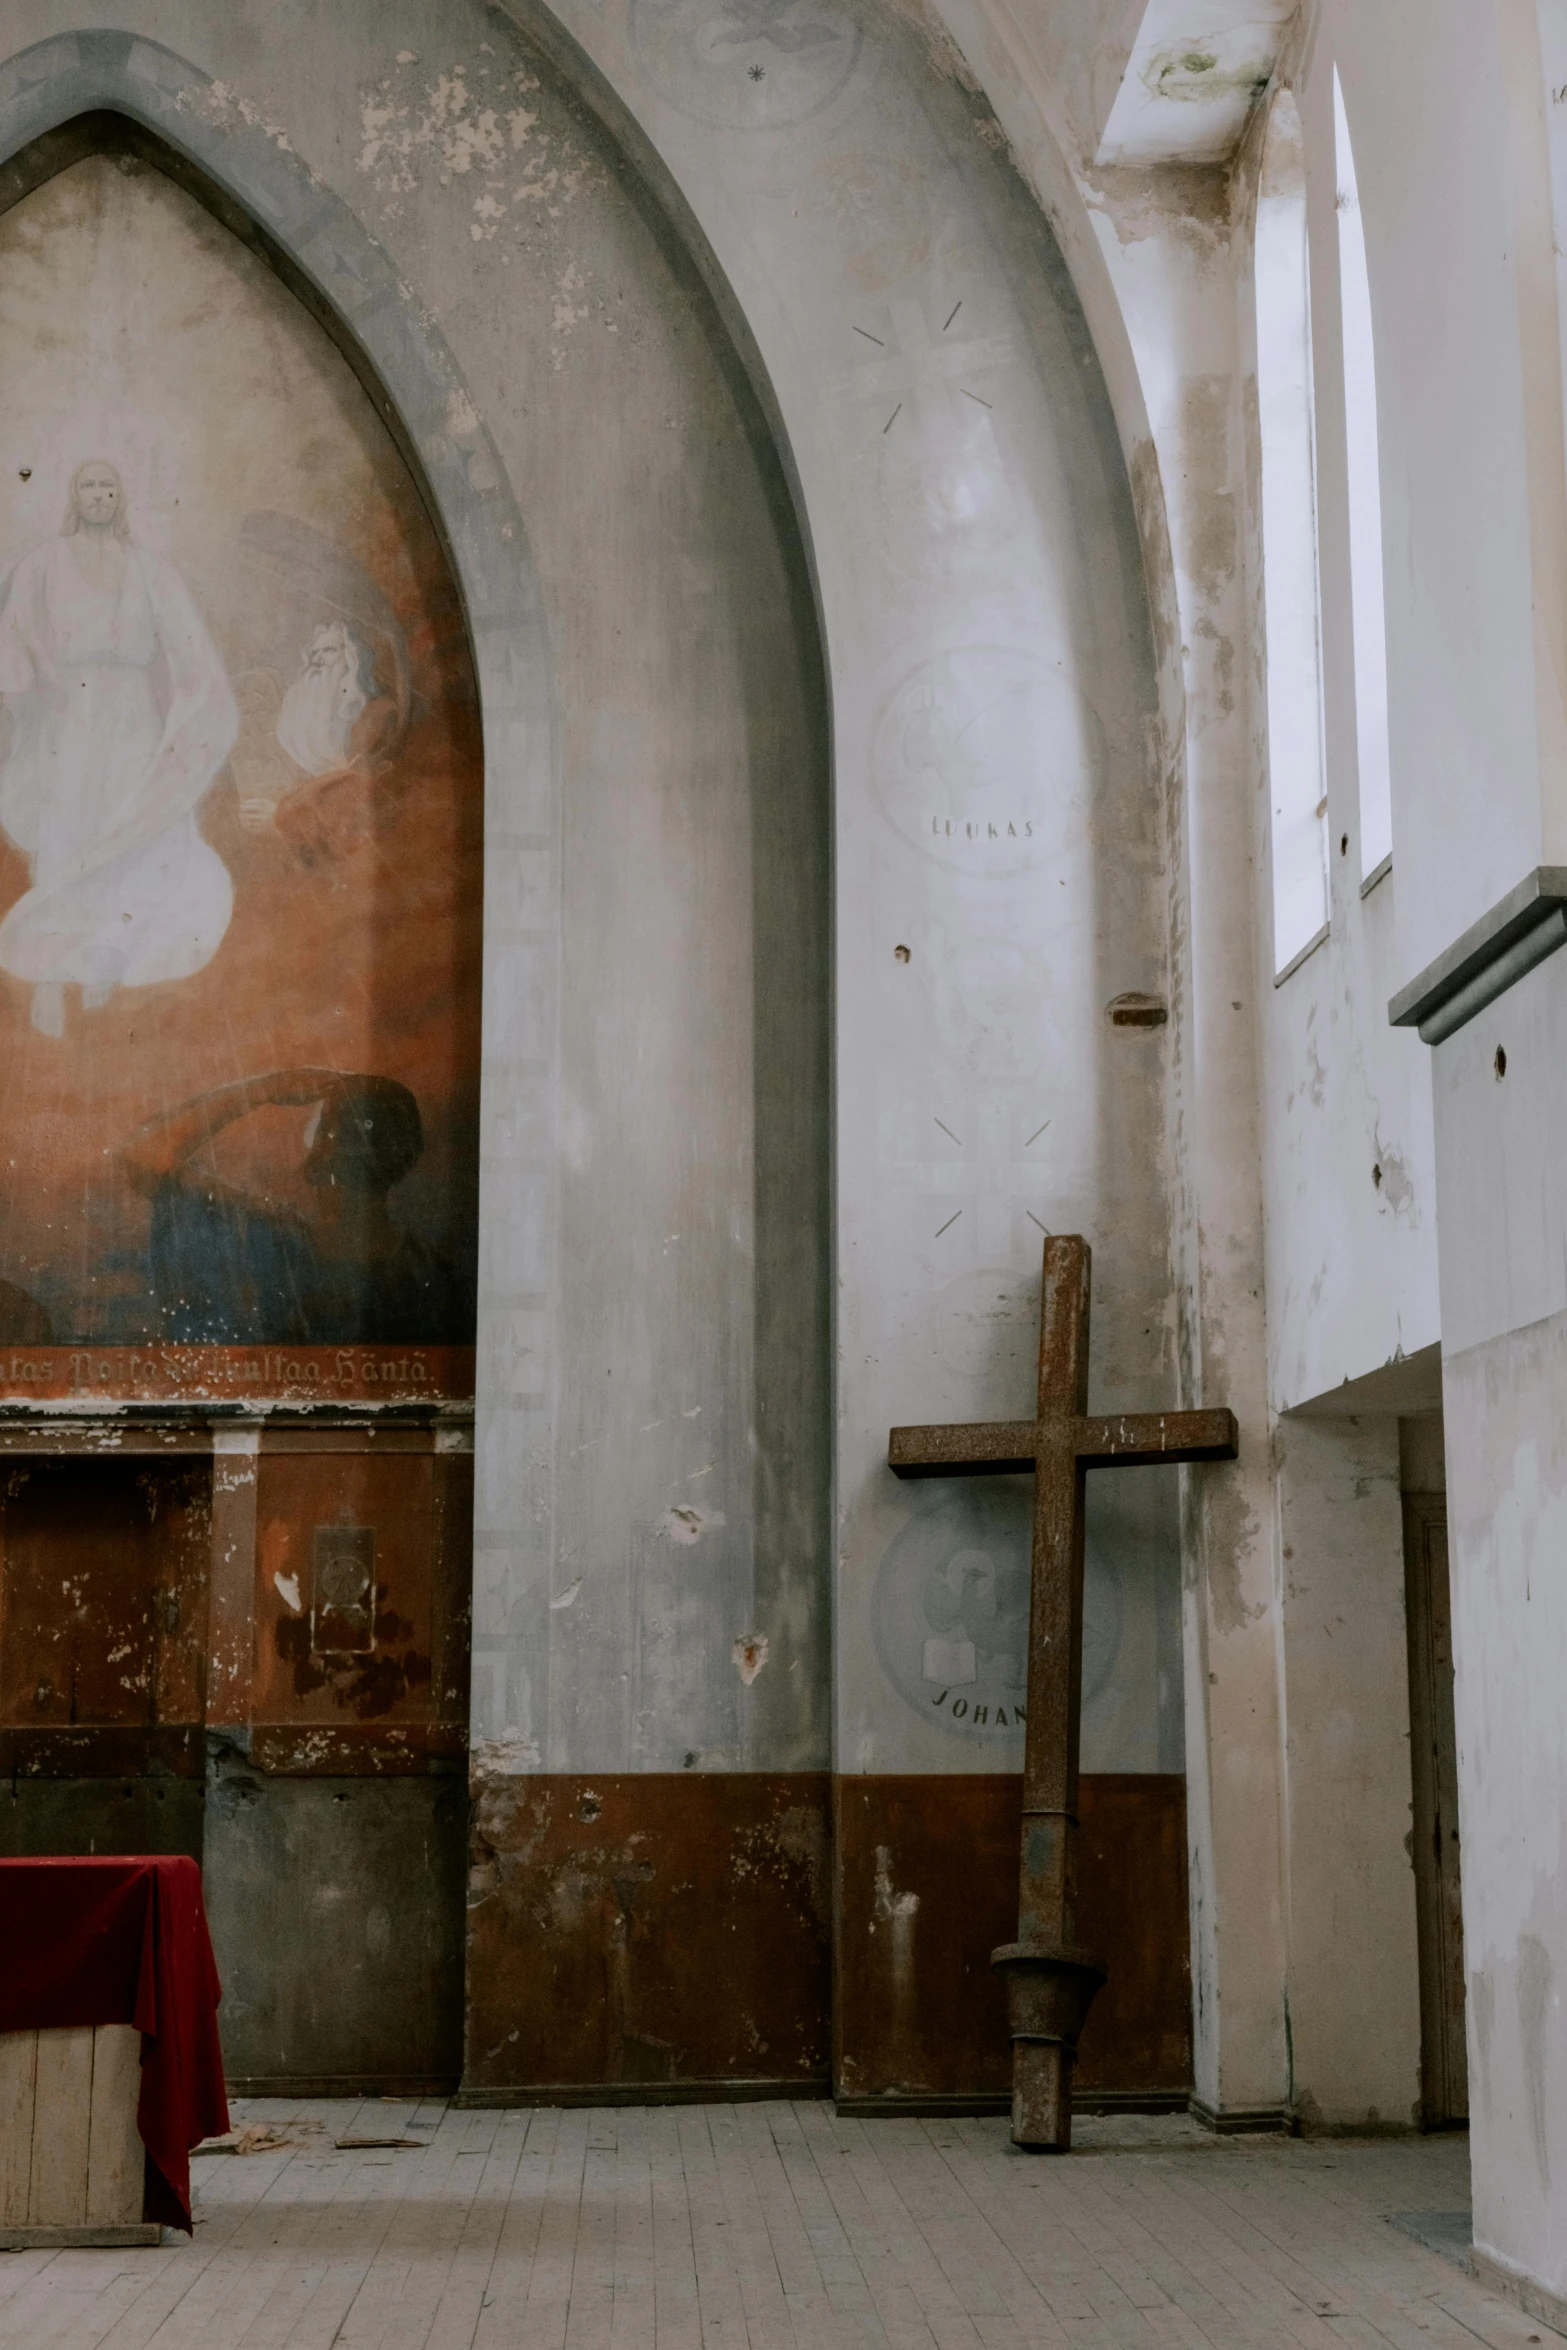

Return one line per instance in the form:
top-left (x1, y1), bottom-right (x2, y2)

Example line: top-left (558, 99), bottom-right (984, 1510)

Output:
top-left (0, 157), bottom-right (481, 1382)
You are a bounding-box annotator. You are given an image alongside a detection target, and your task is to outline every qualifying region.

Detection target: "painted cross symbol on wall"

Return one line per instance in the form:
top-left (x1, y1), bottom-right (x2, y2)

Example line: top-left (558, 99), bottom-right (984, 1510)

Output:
top-left (840, 297), bottom-right (1013, 436)
top-left (901, 1096), bottom-right (1053, 1257)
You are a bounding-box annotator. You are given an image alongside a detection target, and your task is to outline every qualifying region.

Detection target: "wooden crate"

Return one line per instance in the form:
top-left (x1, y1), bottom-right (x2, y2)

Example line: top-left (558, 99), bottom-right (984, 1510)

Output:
top-left (0, 2025), bottom-right (161, 2247)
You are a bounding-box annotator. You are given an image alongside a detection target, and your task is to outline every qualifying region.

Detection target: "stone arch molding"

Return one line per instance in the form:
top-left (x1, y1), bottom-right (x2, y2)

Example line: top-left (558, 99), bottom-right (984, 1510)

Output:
top-left (0, 30), bottom-right (553, 786)
top-left (0, 29), bottom-right (557, 1754)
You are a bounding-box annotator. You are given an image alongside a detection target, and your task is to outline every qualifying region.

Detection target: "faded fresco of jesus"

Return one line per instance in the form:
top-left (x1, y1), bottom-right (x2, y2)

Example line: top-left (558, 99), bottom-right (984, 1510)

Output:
top-left (0, 459), bottom-right (238, 1037)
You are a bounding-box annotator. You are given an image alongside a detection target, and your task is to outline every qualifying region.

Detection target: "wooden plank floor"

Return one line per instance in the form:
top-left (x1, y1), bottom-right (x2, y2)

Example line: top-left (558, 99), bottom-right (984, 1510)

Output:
top-left (0, 2100), bottom-right (1548, 2349)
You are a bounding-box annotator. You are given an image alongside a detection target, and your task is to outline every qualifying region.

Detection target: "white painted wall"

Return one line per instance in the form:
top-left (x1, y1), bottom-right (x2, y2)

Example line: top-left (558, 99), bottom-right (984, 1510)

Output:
top-left (1242, 19), bottom-right (1439, 1422)
top-left (1274, 1410), bottom-right (1421, 2129)
top-left (1332, 1), bottom-right (1567, 986)
top-left (1436, 947), bottom-right (1567, 2303)
top-left (1285, 0), bottom-right (1567, 2307)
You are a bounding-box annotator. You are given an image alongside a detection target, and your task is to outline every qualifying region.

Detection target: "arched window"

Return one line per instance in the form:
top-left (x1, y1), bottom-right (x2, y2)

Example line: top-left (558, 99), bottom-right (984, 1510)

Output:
top-left (1334, 67), bottom-right (1392, 884)
top-left (1256, 87), bottom-right (1329, 976)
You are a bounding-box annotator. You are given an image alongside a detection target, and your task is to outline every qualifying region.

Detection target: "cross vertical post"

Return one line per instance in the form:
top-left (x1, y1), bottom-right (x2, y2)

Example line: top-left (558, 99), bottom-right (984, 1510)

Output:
top-left (1000, 1233), bottom-right (1100, 2152)
top-left (889, 1234), bottom-right (1237, 2150)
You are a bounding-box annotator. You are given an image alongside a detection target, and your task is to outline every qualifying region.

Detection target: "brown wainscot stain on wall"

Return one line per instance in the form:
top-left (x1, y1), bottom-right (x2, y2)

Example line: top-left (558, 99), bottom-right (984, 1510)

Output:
top-left (465, 1774), bottom-right (833, 2096)
top-left (834, 1775), bottom-right (1192, 2104)
top-left (463, 1771), bottom-right (1189, 2103)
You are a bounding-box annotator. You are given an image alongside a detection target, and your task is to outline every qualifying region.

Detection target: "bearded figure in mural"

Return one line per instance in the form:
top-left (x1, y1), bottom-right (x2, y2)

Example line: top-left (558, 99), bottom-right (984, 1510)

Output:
top-left (276, 621), bottom-right (378, 777)
top-left (0, 459), bottom-right (238, 1037)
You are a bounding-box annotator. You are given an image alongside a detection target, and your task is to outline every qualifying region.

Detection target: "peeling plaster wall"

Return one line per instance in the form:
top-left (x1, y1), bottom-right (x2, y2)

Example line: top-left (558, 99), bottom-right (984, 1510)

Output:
top-left (1069, 159), bottom-right (1288, 2121)
top-left (918, 0), bottom-right (1290, 2122)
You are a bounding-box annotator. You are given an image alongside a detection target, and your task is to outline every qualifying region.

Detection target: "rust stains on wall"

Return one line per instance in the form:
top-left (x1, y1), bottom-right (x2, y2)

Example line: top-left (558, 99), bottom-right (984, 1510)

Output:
top-left (462, 1771), bottom-right (1190, 2103)
top-left (0, 1452), bottom-right (213, 1861)
top-left (250, 1439), bottom-right (471, 1741)
top-left (834, 1775), bottom-right (1192, 2105)
top-left (0, 1456), bottom-right (212, 1781)
top-left (464, 1774), bottom-right (833, 2097)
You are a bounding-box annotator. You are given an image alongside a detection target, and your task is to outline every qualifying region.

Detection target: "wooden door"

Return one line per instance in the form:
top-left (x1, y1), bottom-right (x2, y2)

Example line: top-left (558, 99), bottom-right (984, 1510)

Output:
top-left (1403, 1493), bottom-right (1467, 2126)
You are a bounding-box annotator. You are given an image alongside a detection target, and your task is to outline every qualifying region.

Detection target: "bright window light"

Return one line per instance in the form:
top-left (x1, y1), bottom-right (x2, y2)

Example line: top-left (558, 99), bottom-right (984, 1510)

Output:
top-left (1334, 68), bottom-right (1392, 882)
top-left (1256, 88), bottom-right (1329, 975)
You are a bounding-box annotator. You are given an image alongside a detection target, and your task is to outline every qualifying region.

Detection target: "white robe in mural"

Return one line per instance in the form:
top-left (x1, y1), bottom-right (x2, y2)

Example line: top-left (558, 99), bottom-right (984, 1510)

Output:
top-left (0, 536), bottom-right (238, 994)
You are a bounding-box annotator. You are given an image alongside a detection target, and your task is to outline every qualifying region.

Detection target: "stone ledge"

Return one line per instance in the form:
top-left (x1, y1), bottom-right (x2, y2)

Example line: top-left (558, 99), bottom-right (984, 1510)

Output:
top-left (1389, 867), bottom-right (1567, 1044)
top-left (1188, 2098), bottom-right (1294, 2135)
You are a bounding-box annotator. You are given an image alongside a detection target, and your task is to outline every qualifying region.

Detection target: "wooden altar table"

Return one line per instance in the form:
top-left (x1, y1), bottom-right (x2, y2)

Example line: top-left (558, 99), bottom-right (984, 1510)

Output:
top-left (0, 1855), bottom-right (228, 2245)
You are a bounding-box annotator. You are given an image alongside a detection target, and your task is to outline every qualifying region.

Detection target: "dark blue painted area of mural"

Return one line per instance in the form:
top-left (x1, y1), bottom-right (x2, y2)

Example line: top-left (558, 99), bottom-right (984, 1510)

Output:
top-left (151, 1177), bottom-right (467, 1345)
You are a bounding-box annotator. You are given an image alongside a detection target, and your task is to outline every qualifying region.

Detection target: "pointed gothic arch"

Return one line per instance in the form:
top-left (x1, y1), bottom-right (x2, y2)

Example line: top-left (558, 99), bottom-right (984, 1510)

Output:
top-left (0, 42), bottom-right (559, 2093)
top-left (0, 36), bottom-right (562, 1820)
top-left (0, 32), bottom-right (553, 1427)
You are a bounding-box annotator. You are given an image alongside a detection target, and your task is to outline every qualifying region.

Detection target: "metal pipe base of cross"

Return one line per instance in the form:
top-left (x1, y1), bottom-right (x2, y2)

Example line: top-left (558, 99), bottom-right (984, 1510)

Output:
top-left (990, 1942), bottom-right (1108, 2151)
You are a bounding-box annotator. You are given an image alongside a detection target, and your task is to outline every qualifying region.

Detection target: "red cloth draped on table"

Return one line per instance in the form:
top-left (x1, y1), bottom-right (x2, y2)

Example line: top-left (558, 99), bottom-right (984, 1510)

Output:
top-left (0, 1855), bottom-right (229, 2231)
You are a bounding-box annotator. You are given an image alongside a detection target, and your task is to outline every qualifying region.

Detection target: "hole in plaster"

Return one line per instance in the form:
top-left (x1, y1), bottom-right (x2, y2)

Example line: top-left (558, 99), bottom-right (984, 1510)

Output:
top-left (1340, 833), bottom-right (1349, 856)
top-left (733, 1633), bottom-right (769, 1684)
top-left (894, 943), bottom-right (911, 963)
top-left (1495, 1045), bottom-right (1507, 1079)
top-left (1372, 1163), bottom-right (1383, 1188)
top-left (1108, 992), bottom-right (1167, 1028)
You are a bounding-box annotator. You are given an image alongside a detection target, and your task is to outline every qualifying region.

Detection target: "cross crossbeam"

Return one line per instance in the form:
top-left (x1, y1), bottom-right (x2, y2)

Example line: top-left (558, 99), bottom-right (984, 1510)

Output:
top-left (888, 1234), bottom-right (1237, 2151)
top-left (890, 1411), bottom-right (1237, 1478)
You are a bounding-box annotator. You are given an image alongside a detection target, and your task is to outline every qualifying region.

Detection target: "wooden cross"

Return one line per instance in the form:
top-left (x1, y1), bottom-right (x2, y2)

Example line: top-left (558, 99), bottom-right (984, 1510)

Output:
top-left (888, 1234), bottom-right (1237, 2151)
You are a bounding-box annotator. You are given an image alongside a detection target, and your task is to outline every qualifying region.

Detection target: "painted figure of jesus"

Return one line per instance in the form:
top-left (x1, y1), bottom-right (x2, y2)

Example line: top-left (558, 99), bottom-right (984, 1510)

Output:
top-left (0, 459), bottom-right (238, 1036)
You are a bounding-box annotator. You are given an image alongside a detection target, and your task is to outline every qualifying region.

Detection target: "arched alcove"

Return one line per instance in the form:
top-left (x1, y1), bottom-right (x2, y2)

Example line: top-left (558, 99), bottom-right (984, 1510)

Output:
top-left (0, 39), bottom-right (833, 2097)
top-left (0, 104), bottom-right (495, 2090)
